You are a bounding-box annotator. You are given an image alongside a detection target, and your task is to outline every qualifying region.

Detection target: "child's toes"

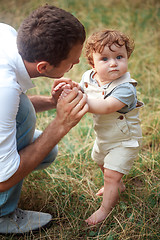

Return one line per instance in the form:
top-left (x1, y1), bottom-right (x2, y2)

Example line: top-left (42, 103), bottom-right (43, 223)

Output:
top-left (96, 187), bottom-right (104, 196)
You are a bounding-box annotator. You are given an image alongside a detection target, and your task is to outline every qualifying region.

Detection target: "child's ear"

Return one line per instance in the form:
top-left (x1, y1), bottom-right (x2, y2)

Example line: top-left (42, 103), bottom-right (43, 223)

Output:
top-left (36, 61), bottom-right (50, 74)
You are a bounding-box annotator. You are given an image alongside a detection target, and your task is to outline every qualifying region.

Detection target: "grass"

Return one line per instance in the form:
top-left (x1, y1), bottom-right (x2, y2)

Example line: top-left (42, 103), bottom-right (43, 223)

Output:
top-left (0, 0), bottom-right (160, 239)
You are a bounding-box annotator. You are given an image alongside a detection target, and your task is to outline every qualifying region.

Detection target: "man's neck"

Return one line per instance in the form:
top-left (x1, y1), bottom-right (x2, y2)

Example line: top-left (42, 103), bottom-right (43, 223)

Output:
top-left (23, 60), bottom-right (41, 78)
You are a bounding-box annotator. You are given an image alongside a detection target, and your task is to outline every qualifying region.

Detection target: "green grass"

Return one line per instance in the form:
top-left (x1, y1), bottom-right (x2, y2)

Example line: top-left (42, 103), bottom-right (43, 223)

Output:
top-left (0, 0), bottom-right (160, 239)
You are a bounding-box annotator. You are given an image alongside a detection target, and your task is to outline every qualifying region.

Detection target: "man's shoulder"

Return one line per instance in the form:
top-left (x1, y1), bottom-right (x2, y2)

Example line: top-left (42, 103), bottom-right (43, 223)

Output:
top-left (0, 23), bottom-right (17, 36)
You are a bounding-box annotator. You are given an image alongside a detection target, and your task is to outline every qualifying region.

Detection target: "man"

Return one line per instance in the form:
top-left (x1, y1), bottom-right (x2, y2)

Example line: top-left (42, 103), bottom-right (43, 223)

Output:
top-left (0, 5), bottom-right (88, 234)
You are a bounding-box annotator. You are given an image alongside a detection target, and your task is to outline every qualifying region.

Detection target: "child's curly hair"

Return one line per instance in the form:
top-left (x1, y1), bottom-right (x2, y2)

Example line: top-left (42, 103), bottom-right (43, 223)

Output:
top-left (85, 29), bottom-right (135, 67)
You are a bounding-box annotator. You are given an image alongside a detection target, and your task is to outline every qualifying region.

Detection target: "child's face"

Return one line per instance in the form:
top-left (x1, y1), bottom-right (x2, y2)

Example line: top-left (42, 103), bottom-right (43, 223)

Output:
top-left (92, 44), bottom-right (128, 85)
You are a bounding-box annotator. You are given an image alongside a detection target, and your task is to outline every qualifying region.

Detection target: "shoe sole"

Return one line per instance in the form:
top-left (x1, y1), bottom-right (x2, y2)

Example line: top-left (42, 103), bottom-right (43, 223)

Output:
top-left (0, 218), bottom-right (53, 236)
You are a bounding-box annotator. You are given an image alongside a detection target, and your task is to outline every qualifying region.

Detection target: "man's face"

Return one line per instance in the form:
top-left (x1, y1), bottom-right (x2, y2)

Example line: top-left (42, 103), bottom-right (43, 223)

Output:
top-left (43, 43), bottom-right (83, 78)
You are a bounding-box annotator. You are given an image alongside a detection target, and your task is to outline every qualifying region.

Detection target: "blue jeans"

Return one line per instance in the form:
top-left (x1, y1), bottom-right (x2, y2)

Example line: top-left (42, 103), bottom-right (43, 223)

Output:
top-left (0, 93), bottom-right (58, 217)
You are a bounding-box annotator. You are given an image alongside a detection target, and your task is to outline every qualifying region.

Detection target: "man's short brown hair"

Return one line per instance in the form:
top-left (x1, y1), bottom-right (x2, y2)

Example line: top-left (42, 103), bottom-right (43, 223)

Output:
top-left (17, 5), bottom-right (86, 66)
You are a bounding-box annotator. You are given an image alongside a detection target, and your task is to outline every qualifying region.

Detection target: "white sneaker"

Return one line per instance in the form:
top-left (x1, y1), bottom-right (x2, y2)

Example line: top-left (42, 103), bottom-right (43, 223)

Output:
top-left (0, 208), bottom-right (52, 234)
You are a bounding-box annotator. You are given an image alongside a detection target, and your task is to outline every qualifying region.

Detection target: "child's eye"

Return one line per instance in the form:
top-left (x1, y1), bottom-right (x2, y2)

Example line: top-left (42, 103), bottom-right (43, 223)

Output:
top-left (117, 55), bottom-right (123, 59)
top-left (102, 57), bottom-right (108, 61)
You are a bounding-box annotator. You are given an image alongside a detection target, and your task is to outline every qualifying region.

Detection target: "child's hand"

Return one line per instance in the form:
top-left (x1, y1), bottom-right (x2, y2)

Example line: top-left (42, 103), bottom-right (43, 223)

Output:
top-left (58, 87), bottom-right (72, 101)
top-left (58, 85), bottom-right (87, 103)
top-left (51, 78), bottom-right (72, 105)
top-left (52, 77), bottom-right (80, 92)
top-left (51, 77), bottom-right (82, 105)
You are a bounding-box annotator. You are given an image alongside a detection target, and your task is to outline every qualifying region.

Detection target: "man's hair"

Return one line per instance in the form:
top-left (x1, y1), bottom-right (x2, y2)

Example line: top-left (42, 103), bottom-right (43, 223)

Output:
top-left (85, 29), bottom-right (134, 67)
top-left (17, 5), bottom-right (86, 66)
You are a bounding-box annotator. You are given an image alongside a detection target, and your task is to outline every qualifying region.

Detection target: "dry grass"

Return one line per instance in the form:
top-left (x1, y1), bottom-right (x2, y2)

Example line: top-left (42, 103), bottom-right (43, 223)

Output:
top-left (0, 0), bottom-right (160, 239)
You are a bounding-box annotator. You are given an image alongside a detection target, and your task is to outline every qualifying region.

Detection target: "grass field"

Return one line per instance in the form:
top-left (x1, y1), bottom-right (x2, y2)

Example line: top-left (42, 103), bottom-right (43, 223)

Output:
top-left (0, 0), bottom-right (160, 239)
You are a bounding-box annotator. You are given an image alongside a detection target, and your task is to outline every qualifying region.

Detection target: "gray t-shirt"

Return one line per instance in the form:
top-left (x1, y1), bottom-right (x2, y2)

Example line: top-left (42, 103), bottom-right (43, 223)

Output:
top-left (89, 72), bottom-right (137, 114)
top-left (104, 82), bottom-right (137, 113)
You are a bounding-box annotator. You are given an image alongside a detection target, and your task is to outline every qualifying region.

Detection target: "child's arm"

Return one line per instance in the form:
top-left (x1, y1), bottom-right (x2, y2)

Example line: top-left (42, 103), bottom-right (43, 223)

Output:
top-left (53, 80), bottom-right (126, 114)
top-left (88, 96), bottom-right (126, 114)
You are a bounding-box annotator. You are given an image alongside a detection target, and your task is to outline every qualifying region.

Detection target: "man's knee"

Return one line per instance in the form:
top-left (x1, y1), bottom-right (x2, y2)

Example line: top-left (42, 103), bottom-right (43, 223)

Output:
top-left (48, 144), bottom-right (58, 164)
top-left (35, 145), bottom-right (58, 170)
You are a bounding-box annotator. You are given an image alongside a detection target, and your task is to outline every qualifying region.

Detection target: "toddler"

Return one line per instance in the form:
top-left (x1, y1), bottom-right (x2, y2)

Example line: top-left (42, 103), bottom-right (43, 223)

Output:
top-left (80, 29), bottom-right (143, 225)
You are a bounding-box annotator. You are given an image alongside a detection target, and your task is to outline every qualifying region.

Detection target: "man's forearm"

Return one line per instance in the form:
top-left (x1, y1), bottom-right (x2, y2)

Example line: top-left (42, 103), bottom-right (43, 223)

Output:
top-left (28, 95), bottom-right (56, 112)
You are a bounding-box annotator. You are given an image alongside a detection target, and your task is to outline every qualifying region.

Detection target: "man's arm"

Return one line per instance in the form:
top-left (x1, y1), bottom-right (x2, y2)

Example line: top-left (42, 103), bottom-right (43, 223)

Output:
top-left (29, 78), bottom-right (81, 112)
top-left (28, 95), bottom-right (56, 112)
top-left (0, 88), bottom-right (88, 192)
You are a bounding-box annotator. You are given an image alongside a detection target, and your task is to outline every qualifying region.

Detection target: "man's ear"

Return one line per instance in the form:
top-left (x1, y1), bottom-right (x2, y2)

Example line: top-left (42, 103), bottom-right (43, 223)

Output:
top-left (36, 61), bottom-right (50, 74)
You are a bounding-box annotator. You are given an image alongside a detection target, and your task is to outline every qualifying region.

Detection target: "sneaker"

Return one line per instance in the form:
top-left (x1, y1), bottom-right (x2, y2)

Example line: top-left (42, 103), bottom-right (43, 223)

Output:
top-left (0, 208), bottom-right (52, 234)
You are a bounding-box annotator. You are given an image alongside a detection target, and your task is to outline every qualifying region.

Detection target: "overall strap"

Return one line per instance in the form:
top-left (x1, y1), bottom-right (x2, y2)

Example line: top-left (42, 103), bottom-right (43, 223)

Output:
top-left (104, 72), bottom-right (137, 97)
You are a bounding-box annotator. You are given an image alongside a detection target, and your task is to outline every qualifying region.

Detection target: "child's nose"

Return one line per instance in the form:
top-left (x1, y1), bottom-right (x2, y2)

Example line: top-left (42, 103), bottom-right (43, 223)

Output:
top-left (109, 59), bottom-right (117, 67)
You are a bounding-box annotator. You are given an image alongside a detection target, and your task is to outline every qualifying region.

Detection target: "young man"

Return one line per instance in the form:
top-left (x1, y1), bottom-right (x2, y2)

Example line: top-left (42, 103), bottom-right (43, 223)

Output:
top-left (0, 5), bottom-right (88, 234)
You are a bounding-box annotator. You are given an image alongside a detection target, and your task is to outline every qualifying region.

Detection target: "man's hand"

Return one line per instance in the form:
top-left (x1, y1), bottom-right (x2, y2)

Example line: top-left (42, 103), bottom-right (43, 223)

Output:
top-left (51, 78), bottom-right (81, 106)
top-left (56, 87), bottom-right (88, 133)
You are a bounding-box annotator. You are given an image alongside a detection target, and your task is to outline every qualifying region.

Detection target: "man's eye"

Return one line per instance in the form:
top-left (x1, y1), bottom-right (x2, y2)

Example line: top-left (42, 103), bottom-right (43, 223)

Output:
top-left (117, 55), bottom-right (123, 59)
top-left (102, 57), bottom-right (108, 61)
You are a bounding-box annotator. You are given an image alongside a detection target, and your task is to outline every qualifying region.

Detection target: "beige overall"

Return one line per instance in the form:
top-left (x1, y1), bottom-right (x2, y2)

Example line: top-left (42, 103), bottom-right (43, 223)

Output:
top-left (82, 71), bottom-right (143, 174)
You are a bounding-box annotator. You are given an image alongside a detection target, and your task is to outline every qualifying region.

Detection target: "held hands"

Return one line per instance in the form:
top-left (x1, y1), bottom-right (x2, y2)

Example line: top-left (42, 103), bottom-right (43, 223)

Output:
top-left (56, 87), bottom-right (88, 133)
top-left (51, 77), bottom-right (81, 106)
top-left (55, 79), bottom-right (88, 133)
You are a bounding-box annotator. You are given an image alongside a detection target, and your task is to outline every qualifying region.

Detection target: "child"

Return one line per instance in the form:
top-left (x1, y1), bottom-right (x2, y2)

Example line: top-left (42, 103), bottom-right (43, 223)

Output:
top-left (55, 29), bottom-right (143, 226)
top-left (79, 29), bottom-right (143, 225)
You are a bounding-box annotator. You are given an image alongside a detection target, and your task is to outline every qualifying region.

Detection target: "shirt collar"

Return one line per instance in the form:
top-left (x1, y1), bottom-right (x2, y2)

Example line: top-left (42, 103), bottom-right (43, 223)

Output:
top-left (15, 53), bottom-right (35, 92)
top-left (90, 70), bottom-right (131, 89)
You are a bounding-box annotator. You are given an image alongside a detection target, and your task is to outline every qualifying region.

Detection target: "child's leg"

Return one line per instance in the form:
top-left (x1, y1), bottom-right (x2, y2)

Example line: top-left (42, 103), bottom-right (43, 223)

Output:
top-left (85, 169), bottom-right (124, 225)
top-left (95, 165), bottom-right (105, 196)
top-left (96, 165), bottom-right (125, 196)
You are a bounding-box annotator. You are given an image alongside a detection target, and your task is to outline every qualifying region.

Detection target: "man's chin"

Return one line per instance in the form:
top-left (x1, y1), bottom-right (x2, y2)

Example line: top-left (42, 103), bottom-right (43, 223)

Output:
top-left (51, 73), bottom-right (64, 79)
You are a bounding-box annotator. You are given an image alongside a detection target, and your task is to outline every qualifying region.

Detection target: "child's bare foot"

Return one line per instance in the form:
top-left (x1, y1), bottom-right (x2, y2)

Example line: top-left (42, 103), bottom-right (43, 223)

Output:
top-left (96, 180), bottom-right (126, 196)
top-left (96, 187), bottom-right (104, 196)
top-left (85, 205), bottom-right (108, 225)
